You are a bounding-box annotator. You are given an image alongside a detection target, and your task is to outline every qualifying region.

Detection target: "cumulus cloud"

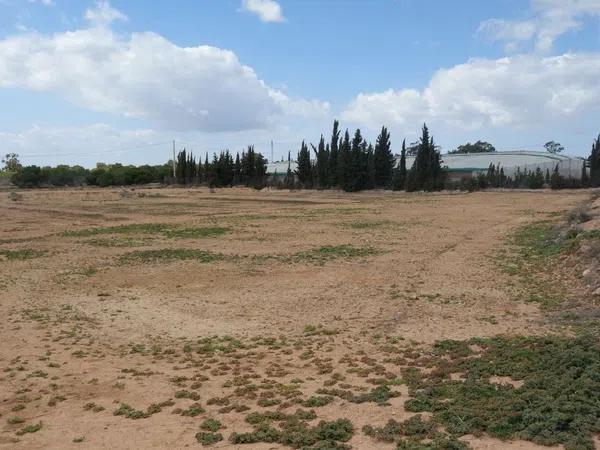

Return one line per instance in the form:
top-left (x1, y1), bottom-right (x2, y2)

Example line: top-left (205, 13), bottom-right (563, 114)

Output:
top-left (241, 0), bottom-right (285, 23)
top-left (342, 53), bottom-right (600, 131)
top-left (0, 4), bottom-right (327, 132)
top-left (479, 0), bottom-right (600, 52)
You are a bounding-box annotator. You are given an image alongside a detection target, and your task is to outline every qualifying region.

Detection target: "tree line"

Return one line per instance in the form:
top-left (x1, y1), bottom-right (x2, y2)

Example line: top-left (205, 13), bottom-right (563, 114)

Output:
top-left (174, 145), bottom-right (267, 189)
top-left (3, 123), bottom-right (599, 192)
top-left (292, 121), bottom-right (444, 192)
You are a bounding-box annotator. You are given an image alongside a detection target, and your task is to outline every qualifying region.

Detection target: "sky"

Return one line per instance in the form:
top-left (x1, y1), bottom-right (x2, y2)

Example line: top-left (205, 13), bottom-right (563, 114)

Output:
top-left (1, 0), bottom-right (600, 167)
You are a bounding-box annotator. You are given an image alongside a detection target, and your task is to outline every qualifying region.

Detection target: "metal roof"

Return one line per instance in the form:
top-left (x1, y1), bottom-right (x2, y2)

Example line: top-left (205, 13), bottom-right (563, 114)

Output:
top-left (405, 150), bottom-right (582, 171)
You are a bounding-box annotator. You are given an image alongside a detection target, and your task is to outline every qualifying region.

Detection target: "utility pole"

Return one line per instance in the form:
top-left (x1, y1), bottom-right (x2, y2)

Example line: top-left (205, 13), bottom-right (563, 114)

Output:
top-left (172, 140), bottom-right (176, 178)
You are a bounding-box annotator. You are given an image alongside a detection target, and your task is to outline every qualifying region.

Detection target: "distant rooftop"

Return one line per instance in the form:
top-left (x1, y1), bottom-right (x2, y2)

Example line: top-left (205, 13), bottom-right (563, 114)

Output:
top-left (267, 151), bottom-right (584, 176)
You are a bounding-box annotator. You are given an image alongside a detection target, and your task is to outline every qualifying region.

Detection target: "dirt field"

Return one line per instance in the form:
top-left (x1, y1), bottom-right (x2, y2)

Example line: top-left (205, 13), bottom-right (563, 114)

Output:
top-left (0, 187), bottom-right (592, 449)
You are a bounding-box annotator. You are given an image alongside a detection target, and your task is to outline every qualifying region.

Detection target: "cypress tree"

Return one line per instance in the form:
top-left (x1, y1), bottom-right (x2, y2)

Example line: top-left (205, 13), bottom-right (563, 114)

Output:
top-left (366, 143), bottom-right (375, 190)
top-left (329, 120), bottom-right (340, 187)
top-left (406, 124), bottom-right (445, 192)
top-left (337, 130), bottom-right (351, 190)
top-left (373, 126), bottom-right (394, 188)
top-left (590, 135), bottom-right (600, 187)
top-left (233, 152), bottom-right (241, 185)
top-left (399, 139), bottom-right (407, 188)
top-left (313, 135), bottom-right (329, 188)
top-left (296, 140), bottom-right (312, 188)
top-left (284, 151), bottom-right (294, 189)
top-left (204, 153), bottom-right (211, 185)
top-left (344, 129), bottom-right (365, 192)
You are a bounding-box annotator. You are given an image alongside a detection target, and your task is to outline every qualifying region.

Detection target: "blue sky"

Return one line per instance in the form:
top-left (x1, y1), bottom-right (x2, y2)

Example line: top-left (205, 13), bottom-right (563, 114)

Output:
top-left (1, 0), bottom-right (600, 166)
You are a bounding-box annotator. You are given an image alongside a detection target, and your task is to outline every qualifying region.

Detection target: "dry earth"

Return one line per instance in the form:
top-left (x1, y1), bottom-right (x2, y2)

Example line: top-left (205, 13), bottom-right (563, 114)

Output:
top-left (0, 187), bottom-right (591, 449)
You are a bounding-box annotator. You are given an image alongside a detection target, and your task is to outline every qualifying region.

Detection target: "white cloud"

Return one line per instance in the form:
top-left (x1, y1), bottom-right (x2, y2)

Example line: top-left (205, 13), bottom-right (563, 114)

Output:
top-left (0, 13), bottom-right (327, 132)
top-left (479, 0), bottom-right (600, 52)
top-left (241, 0), bottom-right (285, 23)
top-left (85, 1), bottom-right (127, 26)
top-left (342, 53), bottom-right (600, 132)
top-left (0, 124), bottom-right (160, 164)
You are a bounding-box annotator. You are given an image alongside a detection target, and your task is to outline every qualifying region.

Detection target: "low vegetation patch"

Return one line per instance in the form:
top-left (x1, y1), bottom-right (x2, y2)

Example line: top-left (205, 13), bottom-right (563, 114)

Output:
top-left (230, 412), bottom-right (353, 449)
top-left (279, 245), bottom-right (380, 266)
top-left (196, 432), bottom-right (223, 446)
top-left (403, 334), bottom-right (600, 450)
top-left (0, 249), bottom-right (46, 260)
top-left (119, 249), bottom-right (225, 264)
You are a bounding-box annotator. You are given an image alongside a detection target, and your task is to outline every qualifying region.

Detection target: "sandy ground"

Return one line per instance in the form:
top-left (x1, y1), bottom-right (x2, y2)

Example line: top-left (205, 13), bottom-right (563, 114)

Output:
top-left (0, 187), bottom-right (590, 449)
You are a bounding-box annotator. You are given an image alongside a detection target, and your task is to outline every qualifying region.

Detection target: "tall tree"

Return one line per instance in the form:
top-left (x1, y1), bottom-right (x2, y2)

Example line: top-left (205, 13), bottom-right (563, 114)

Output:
top-left (284, 151), bottom-right (294, 189)
top-left (544, 141), bottom-right (565, 154)
top-left (373, 126), bottom-right (394, 188)
top-left (233, 152), bottom-right (241, 185)
top-left (1, 153), bottom-right (21, 172)
top-left (337, 130), bottom-right (351, 190)
top-left (313, 135), bottom-right (329, 188)
top-left (344, 129), bottom-right (365, 192)
top-left (296, 140), bottom-right (313, 188)
top-left (590, 135), bottom-right (600, 187)
top-left (406, 124), bottom-right (445, 192)
top-left (392, 139), bottom-right (407, 191)
top-left (328, 120), bottom-right (340, 187)
top-left (449, 141), bottom-right (496, 154)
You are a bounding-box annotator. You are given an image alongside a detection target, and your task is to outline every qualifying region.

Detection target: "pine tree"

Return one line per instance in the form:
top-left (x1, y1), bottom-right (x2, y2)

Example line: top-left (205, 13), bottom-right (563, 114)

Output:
top-left (328, 120), bottom-right (340, 187)
top-left (373, 126), bottom-right (394, 188)
top-left (391, 139), bottom-right (407, 191)
top-left (296, 140), bottom-right (312, 188)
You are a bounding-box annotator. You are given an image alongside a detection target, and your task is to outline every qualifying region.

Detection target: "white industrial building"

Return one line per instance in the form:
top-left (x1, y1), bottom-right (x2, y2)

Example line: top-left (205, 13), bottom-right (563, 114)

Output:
top-left (268, 151), bottom-right (586, 181)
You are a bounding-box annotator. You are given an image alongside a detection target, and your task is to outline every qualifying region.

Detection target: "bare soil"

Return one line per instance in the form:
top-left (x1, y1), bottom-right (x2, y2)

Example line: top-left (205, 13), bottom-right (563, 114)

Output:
top-left (0, 187), bottom-right (590, 449)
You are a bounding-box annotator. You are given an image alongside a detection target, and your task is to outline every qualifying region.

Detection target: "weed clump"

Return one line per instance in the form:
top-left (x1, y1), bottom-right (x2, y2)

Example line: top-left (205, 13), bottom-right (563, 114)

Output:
top-left (200, 419), bottom-right (222, 432)
top-left (195, 432), bottom-right (223, 446)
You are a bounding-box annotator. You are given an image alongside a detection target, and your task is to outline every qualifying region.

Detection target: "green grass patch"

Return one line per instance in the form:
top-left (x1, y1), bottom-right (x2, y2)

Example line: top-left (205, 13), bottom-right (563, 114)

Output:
top-left (404, 334), bottom-right (600, 450)
top-left (0, 249), bottom-right (46, 260)
top-left (497, 221), bottom-right (579, 310)
top-left (119, 249), bottom-right (225, 264)
top-left (163, 226), bottom-right (229, 238)
top-left (282, 245), bottom-right (380, 266)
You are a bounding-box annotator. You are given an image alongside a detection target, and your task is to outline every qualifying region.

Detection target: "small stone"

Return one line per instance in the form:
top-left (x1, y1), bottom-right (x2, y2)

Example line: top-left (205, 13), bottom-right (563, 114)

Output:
top-left (593, 287), bottom-right (600, 296)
